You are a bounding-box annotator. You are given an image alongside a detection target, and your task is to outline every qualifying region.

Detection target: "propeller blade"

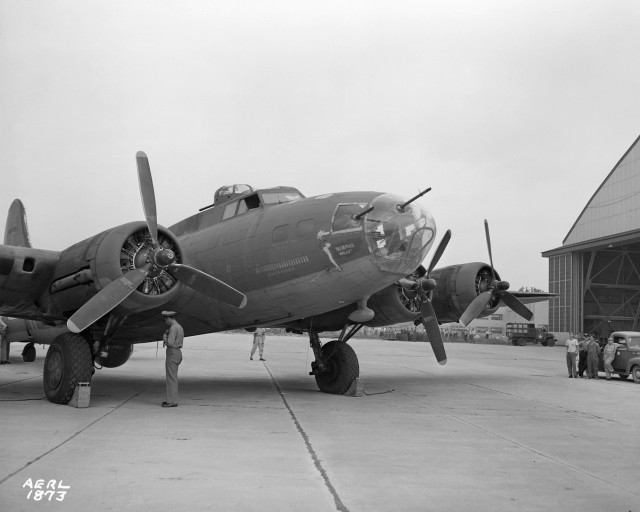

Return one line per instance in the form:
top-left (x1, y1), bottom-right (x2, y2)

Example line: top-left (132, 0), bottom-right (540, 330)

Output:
top-left (426, 229), bottom-right (451, 275)
top-left (459, 291), bottom-right (493, 326)
top-left (67, 264), bottom-right (151, 333)
top-left (500, 291), bottom-right (534, 321)
top-left (484, 219), bottom-right (495, 280)
top-left (420, 300), bottom-right (447, 365)
top-left (169, 264), bottom-right (247, 309)
top-left (136, 151), bottom-right (159, 247)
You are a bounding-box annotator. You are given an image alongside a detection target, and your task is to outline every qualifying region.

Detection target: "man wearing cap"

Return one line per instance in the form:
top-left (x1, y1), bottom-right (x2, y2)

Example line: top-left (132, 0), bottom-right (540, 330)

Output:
top-left (161, 311), bottom-right (184, 407)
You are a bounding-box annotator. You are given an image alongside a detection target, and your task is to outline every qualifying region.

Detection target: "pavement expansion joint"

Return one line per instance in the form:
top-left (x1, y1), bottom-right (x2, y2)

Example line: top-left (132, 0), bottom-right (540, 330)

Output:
top-left (263, 362), bottom-right (350, 512)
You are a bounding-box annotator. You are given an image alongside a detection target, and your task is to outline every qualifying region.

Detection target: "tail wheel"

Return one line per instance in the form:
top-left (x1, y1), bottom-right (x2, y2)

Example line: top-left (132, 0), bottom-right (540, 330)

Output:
top-left (22, 343), bottom-right (36, 362)
top-left (314, 340), bottom-right (359, 395)
top-left (43, 333), bottom-right (93, 404)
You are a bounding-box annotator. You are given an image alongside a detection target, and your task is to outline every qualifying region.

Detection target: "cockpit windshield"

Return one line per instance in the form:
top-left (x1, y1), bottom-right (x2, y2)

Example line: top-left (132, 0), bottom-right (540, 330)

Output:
top-left (262, 191), bottom-right (303, 205)
top-left (363, 194), bottom-right (435, 275)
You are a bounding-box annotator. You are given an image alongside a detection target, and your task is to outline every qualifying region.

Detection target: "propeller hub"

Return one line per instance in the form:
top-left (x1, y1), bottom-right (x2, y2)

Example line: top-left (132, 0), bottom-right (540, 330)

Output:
top-left (496, 280), bottom-right (510, 292)
top-left (153, 248), bottom-right (176, 268)
top-left (420, 278), bottom-right (437, 292)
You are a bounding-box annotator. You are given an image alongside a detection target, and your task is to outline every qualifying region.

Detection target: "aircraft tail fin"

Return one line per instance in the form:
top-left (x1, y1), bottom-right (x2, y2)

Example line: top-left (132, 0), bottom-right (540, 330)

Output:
top-left (4, 199), bottom-right (32, 248)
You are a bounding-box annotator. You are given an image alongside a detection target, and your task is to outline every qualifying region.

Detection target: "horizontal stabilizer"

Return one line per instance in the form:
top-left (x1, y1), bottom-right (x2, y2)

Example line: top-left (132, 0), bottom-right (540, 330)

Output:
top-left (4, 199), bottom-right (31, 248)
top-left (509, 291), bottom-right (558, 305)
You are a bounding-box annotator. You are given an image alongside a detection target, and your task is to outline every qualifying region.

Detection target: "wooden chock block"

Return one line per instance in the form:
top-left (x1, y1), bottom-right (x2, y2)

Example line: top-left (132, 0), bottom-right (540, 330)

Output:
top-left (345, 377), bottom-right (364, 397)
top-left (68, 382), bottom-right (91, 408)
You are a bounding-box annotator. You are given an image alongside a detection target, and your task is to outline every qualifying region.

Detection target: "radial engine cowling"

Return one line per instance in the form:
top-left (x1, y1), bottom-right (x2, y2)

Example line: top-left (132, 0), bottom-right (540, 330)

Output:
top-left (353, 262), bottom-right (501, 327)
top-left (365, 283), bottom-right (424, 327)
top-left (429, 262), bottom-right (500, 324)
top-left (47, 221), bottom-right (183, 319)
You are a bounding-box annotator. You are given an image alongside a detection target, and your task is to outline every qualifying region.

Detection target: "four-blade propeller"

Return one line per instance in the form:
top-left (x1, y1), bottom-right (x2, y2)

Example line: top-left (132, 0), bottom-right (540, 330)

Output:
top-left (458, 220), bottom-right (532, 326)
top-left (67, 151), bottom-right (247, 333)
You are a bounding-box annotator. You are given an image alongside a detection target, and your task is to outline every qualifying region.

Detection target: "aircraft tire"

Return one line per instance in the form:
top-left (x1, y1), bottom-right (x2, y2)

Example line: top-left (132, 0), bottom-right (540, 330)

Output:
top-left (22, 342), bottom-right (36, 362)
top-left (314, 340), bottom-right (359, 395)
top-left (43, 333), bottom-right (93, 404)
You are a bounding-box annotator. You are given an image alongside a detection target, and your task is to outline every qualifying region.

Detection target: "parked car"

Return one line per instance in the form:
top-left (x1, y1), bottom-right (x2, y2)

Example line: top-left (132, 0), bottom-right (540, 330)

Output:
top-left (598, 331), bottom-right (640, 382)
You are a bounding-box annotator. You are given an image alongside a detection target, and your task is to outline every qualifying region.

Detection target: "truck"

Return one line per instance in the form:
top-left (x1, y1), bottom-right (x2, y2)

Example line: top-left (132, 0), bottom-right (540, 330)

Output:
top-left (506, 323), bottom-right (556, 347)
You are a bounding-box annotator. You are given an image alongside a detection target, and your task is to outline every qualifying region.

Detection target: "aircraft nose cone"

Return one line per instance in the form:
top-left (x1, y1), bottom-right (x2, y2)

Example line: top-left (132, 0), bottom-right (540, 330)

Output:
top-left (363, 193), bottom-right (436, 276)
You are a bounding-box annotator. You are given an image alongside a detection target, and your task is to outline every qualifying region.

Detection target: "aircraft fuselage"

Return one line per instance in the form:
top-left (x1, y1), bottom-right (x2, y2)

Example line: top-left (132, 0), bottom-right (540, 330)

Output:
top-left (157, 188), bottom-right (436, 335)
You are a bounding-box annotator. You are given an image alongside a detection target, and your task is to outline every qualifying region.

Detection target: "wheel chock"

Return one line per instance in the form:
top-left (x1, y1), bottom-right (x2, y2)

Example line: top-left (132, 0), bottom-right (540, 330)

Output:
top-left (68, 382), bottom-right (91, 408)
top-left (345, 377), bottom-right (364, 397)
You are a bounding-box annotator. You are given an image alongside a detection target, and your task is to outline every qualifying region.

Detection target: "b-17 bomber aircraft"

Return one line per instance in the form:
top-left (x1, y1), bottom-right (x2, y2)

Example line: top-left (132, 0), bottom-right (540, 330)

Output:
top-left (0, 152), bottom-right (545, 405)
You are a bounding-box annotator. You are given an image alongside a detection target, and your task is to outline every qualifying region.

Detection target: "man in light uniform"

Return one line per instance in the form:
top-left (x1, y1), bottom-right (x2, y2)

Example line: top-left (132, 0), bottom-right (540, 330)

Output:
top-left (161, 311), bottom-right (184, 407)
top-left (250, 328), bottom-right (266, 361)
top-left (565, 332), bottom-right (579, 378)
top-left (602, 336), bottom-right (618, 380)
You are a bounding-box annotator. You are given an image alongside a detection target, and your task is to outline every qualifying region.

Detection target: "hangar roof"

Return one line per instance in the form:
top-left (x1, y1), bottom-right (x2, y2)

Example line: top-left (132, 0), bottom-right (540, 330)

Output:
top-left (562, 134), bottom-right (640, 247)
top-left (542, 228), bottom-right (640, 257)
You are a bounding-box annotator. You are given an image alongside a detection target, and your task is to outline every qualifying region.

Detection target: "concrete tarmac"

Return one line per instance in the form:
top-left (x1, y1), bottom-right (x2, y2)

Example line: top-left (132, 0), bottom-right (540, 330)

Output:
top-left (1, 334), bottom-right (638, 512)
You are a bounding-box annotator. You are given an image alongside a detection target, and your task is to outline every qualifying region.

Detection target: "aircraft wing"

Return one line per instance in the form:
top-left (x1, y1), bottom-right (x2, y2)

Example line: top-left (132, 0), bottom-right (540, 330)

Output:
top-left (507, 291), bottom-right (557, 305)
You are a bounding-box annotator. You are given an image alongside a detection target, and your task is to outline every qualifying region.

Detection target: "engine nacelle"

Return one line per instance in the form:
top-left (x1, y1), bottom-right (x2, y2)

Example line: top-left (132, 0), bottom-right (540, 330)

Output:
top-left (429, 262), bottom-right (500, 323)
top-left (44, 221), bottom-right (183, 320)
top-left (366, 262), bottom-right (501, 326)
top-left (366, 283), bottom-right (423, 326)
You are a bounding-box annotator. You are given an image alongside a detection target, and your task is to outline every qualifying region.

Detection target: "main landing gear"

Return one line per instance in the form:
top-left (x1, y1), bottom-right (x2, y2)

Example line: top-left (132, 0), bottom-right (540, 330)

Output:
top-left (43, 333), bottom-right (93, 404)
top-left (308, 325), bottom-right (361, 394)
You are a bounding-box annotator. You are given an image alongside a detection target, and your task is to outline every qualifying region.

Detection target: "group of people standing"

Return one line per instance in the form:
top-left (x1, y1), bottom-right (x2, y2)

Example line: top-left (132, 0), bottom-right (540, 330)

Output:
top-left (566, 332), bottom-right (617, 380)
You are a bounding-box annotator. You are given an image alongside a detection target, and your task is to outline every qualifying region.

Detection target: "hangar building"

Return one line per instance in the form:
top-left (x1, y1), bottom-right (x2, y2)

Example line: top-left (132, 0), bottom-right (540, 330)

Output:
top-left (542, 135), bottom-right (640, 341)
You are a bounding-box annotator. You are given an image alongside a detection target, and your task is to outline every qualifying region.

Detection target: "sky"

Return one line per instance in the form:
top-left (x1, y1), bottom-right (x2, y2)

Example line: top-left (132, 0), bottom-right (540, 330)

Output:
top-left (2, 0), bottom-right (640, 291)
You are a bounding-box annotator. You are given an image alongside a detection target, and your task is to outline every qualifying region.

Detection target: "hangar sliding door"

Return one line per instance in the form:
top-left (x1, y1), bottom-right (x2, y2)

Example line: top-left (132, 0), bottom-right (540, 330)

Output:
top-left (582, 243), bottom-right (640, 339)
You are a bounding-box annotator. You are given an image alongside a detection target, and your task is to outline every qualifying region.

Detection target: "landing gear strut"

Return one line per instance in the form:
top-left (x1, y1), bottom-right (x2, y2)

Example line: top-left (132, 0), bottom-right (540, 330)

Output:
top-left (309, 324), bottom-right (361, 395)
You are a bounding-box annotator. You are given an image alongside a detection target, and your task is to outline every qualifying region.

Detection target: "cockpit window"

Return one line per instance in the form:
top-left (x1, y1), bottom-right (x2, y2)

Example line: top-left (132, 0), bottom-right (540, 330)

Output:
top-left (262, 192), bottom-right (303, 205)
top-left (222, 194), bottom-right (262, 220)
top-left (236, 194), bottom-right (261, 215)
top-left (222, 201), bottom-right (237, 220)
top-left (333, 204), bottom-right (368, 232)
